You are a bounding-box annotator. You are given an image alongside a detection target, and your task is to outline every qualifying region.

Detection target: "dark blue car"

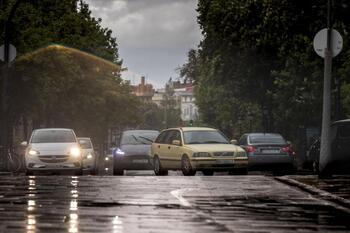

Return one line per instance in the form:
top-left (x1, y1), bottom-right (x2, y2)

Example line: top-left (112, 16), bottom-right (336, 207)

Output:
top-left (113, 130), bottom-right (159, 175)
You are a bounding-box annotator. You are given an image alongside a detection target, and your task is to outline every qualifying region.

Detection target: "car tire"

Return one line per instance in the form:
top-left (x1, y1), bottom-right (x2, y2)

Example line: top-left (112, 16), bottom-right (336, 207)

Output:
top-left (74, 169), bottom-right (83, 176)
top-left (25, 169), bottom-right (33, 176)
top-left (90, 167), bottom-right (97, 175)
top-left (113, 168), bottom-right (124, 176)
top-left (202, 170), bottom-right (214, 176)
top-left (154, 156), bottom-right (168, 176)
top-left (181, 155), bottom-right (196, 176)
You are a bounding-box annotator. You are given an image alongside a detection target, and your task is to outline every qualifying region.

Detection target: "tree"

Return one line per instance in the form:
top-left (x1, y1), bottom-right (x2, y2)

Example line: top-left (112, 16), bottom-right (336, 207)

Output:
top-left (189, 0), bottom-right (350, 141)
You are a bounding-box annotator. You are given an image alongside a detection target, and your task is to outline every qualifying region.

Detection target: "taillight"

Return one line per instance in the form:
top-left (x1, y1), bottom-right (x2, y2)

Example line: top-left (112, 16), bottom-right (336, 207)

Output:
top-left (281, 146), bottom-right (290, 153)
top-left (282, 146), bottom-right (295, 156)
top-left (246, 146), bottom-right (256, 153)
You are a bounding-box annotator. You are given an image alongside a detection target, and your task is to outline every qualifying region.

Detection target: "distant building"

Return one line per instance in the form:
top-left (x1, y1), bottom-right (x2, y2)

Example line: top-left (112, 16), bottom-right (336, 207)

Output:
top-left (132, 76), bottom-right (154, 102)
top-left (152, 88), bottom-right (166, 107)
top-left (174, 85), bottom-right (198, 122)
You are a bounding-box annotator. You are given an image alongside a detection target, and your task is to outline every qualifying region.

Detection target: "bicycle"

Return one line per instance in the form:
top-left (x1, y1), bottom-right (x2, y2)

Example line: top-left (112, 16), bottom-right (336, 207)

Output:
top-left (7, 149), bottom-right (25, 173)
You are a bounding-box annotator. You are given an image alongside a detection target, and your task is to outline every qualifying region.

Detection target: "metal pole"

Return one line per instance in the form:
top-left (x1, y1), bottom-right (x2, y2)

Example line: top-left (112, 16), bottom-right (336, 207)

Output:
top-left (319, 0), bottom-right (333, 174)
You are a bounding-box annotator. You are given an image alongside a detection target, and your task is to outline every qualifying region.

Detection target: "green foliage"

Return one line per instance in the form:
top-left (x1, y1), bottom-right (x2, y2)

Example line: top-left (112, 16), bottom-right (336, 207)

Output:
top-left (11, 45), bottom-right (140, 145)
top-left (0, 0), bottom-right (140, 146)
top-left (187, 0), bottom-right (350, 140)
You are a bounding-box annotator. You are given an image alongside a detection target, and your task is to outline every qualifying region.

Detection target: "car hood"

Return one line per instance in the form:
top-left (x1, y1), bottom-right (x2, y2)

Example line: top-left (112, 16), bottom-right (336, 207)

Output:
top-left (120, 144), bottom-right (151, 156)
top-left (184, 144), bottom-right (244, 153)
top-left (30, 143), bottom-right (78, 154)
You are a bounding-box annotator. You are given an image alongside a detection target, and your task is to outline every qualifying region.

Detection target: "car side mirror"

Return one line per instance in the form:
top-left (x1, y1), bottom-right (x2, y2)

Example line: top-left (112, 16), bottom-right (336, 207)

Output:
top-left (21, 141), bottom-right (28, 147)
top-left (172, 140), bottom-right (181, 146)
top-left (230, 139), bottom-right (238, 145)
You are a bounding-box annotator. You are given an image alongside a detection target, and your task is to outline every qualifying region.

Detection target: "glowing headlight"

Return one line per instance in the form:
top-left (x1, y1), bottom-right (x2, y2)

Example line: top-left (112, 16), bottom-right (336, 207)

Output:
top-left (28, 149), bottom-right (39, 156)
top-left (70, 147), bottom-right (81, 157)
top-left (193, 152), bottom-right (211, 157)
top-left (116, 148), bottom-right (125, 155)
top-left (87, 154), bottom-right (93, 159)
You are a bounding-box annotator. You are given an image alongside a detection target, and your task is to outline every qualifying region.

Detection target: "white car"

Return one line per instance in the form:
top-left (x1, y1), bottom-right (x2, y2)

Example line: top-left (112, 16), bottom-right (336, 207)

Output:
top-left (77, 137), bottom-right (98, 175)
top-left (22, 128), bottom-right (83, 175)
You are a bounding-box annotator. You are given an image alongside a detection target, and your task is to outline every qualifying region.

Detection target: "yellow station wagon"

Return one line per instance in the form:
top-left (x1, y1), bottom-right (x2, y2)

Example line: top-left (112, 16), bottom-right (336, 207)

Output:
top-left (150, 127), bottom-right (248, 176)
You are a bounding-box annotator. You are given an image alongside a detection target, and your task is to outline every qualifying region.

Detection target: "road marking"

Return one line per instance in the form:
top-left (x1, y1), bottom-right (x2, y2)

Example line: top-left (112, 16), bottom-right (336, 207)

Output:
top-left (170, 188), bottom-right (192, 207)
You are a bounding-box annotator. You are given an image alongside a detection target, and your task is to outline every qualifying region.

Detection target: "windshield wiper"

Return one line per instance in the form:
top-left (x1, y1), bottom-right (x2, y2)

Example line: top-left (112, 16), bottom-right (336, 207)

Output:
top-left (131, 135), bottom-right (147, 144)
top-left (187, 141), bottom-right (203, 144)
top-left (138, 136), bottom-right (153, 143)
top-left (203, 141), bottom-right (228, 144)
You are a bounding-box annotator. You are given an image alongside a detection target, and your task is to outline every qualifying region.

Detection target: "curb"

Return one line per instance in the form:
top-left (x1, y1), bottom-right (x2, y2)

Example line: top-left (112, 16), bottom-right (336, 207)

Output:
top-left (276, 176), bottom-right (350, 211)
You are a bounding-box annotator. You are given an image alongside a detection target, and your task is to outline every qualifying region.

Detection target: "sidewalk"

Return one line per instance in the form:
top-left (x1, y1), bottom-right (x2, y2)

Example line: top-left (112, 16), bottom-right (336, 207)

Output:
top-left (277, 175), bottom-right (350, 210)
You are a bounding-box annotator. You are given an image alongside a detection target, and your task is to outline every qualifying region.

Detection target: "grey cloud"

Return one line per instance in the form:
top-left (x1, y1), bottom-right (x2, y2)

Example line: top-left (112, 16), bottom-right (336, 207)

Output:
top-left (85, 0), bottom-right (201, 86)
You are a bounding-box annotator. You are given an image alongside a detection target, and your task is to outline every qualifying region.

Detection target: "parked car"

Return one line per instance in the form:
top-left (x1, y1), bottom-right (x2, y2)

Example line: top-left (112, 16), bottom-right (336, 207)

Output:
top-left (113, 130), bottom-right (159, 175)
top-left (150, 127), bottom-right (248, 176)
top-left (238, 133), bottom-right (296, 174)
top-left (22, 128), bottom-right (83, 175)
top-left (77, 137), bottom-right (98, 175)
top-left (307, 119), bottom-right (350, 176)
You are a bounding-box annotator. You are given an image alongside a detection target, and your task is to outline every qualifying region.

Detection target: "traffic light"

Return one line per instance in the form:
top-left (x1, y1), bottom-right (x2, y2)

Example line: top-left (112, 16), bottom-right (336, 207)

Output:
top-left (188, 120), bottom-right (193, 127)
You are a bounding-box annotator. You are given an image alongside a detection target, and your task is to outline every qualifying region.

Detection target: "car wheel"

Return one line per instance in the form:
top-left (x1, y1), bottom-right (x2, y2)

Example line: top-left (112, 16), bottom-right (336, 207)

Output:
top-left (181, 155), bottom-right (196, 176)
top-left (202, 170), bottom-right (214, 176)
top-left (154, 156), bottom-right (168, 176)
top-left (90, 167), bottom-right (97, 175)
top-left (74, 169), bottom-right (83, 176)
top-left (113, 167), bottom-right (124, 176)
top-left (25, 169), bottom-right (33, 176)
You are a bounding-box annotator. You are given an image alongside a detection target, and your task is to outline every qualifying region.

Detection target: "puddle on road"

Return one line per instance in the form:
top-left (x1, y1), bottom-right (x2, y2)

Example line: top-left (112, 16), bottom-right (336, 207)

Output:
top-left (191, 195), bottom-right (350, 232)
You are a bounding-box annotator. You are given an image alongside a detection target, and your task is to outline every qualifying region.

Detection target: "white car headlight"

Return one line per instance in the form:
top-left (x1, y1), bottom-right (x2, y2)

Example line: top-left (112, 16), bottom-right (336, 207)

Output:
top-left (87, 154), bottom-right (93, 159)
top-left (28, 149), bottom-right (40, 156)
top-left (116, 148), bottom-right (125, 155)
top-left (70, 147), bottom-right (81, 157)
top-left (193, 152), bottom-right (211, 157)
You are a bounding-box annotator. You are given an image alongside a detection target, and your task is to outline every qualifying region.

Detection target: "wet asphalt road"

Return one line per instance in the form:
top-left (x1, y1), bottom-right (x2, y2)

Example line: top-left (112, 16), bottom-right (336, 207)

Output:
top-left (1, 173), bottom-right (350, 233)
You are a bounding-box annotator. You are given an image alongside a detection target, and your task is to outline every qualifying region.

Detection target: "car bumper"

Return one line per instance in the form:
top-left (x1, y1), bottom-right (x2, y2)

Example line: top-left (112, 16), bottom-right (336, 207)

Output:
top-left (248, 154), bottom-right (295, 169)
top-left (82, 157), bottom-right (96, 170)
top-left (25, 155), bottom-right (82, 171)
top-left (191, 157), bottom-right (248, 170)
top-left (114, 155), bottom-right (152, 170)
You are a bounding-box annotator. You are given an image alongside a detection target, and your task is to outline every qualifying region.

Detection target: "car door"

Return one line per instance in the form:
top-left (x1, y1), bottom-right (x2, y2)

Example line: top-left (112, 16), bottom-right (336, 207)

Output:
top-left (167, 130), bottom-right (183, 169)
top-left (152, 130), bottom-right (167, 159)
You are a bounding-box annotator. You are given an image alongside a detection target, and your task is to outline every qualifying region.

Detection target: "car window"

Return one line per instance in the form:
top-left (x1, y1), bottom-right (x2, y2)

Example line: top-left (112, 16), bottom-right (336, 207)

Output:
top-left (31, 130), bottom-right (76, 143)
top-left (155, 131), bottom-right (169, 144)
top-left (248, 134), bottom-right (286, 144)
top-left (337, 124), bottom-right (350, 138)
top-left (167, 130), bottom-right (181, 145)
top-left (78, 139), bottom-right (93, 149)
top-left (121, 131), bottom-right (159, 145)
top-left (163, 130), bottom-right (176, 144)
top-left (183, 130), bottom-right (229, 144)
top-left (239, 135), bottom-right (247, 145)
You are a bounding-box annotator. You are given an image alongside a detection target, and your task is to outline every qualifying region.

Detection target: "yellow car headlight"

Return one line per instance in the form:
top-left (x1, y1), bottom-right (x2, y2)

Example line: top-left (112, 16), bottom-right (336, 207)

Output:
top-left (193, 152), bottom-right (211, 157)
top-left (70, 147), bottom-right (81, 157)
top-left (28, 149), bottom-right (40, 156)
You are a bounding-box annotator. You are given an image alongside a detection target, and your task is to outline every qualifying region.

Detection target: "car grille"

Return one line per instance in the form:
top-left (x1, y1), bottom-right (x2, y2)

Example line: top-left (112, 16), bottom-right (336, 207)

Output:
top-left (39, 155), bottom-right (69, 163)
top-left (213, 152), bottom-right (234, 157)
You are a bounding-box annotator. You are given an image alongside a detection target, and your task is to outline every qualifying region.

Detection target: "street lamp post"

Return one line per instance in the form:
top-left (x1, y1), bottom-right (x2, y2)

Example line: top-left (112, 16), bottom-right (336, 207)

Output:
top-left (319, 0), bottom-right (333, 175)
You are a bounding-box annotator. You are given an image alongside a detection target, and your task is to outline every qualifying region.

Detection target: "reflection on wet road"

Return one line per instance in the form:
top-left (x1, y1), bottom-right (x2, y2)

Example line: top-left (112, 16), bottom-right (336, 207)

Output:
top-left (0, 175), bottom-right (350, 232)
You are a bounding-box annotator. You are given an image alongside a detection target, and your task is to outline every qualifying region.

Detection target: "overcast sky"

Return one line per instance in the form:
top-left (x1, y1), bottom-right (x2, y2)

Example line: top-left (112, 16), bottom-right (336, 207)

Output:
top-left (85, 0), bottom-right (201, 88)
